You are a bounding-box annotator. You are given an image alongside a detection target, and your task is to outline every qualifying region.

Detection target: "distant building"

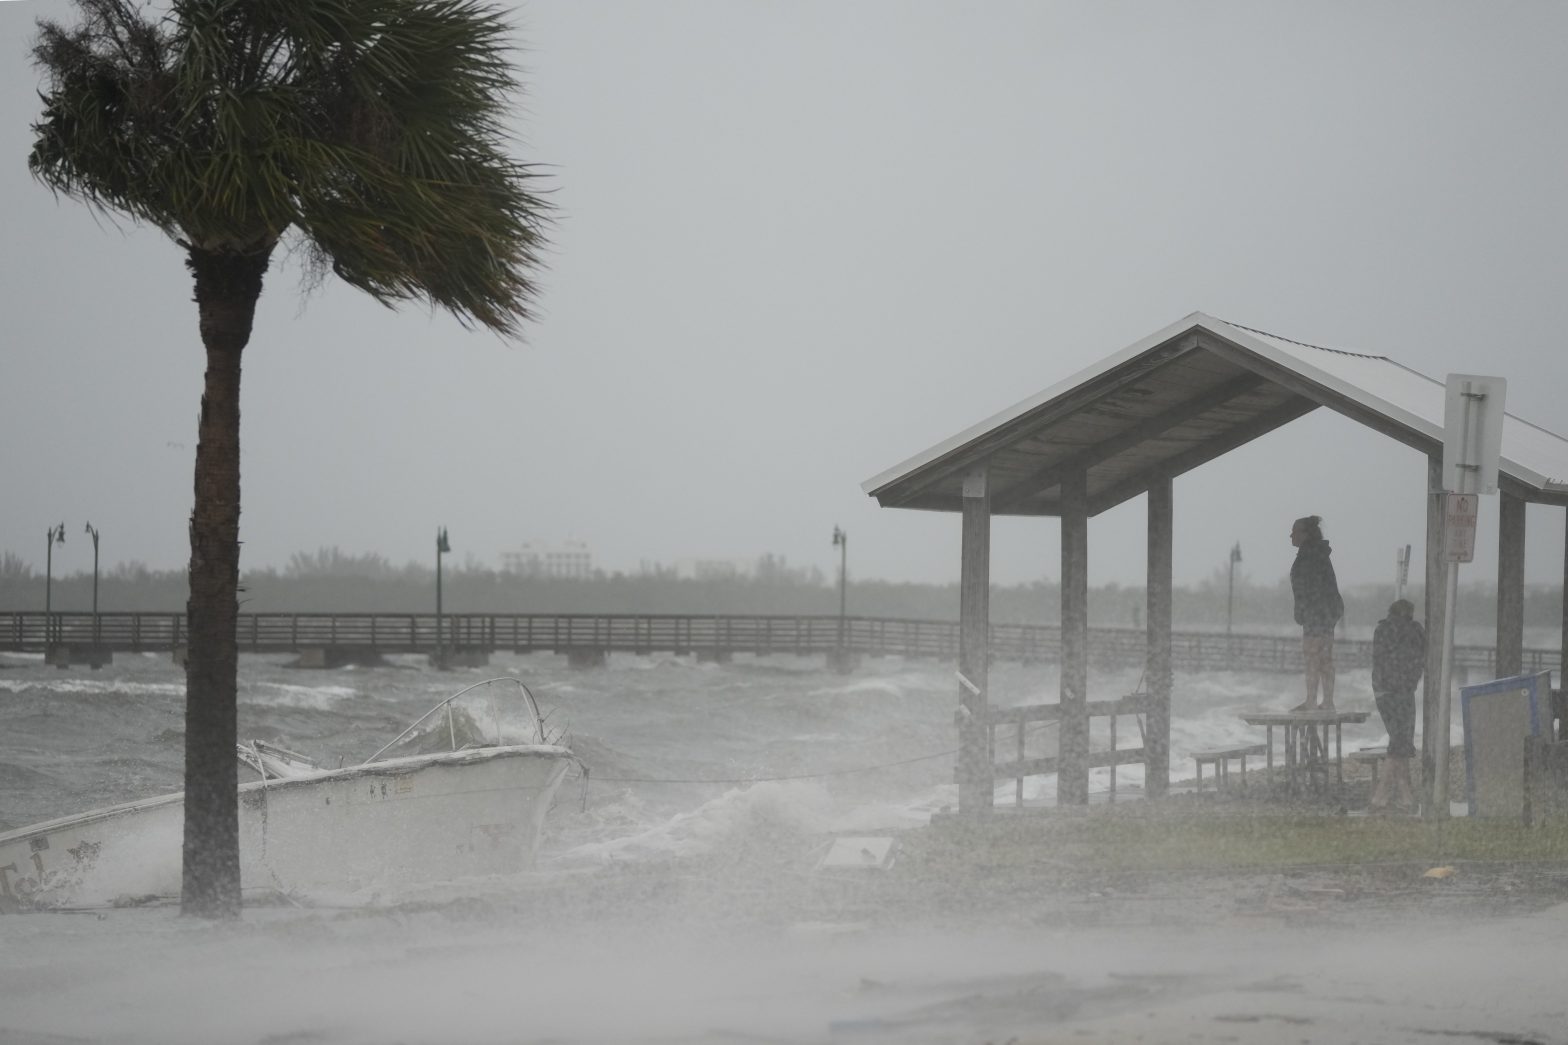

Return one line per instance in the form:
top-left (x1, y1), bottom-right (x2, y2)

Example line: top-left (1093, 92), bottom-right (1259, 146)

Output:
top-left (683, 558), bottom-right (746, 581)
top-left (636, 557), bottom-right (756, 581)
top-left (633, 554), bottom-right (820, 583)
top-left (501, 539), bottom-right (594, 579)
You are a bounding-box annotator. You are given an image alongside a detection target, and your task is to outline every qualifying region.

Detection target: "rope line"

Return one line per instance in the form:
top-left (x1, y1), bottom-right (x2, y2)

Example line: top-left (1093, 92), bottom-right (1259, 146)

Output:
top-left (1215, 316), bottom-right (1388, 361)
top-left (589, 707), bottom-right (1140, 786)
top-left (590, 754), bottom-right (1148, 796)
top-left (591, 748), bottom-right (958, 785)
top-left (589, 688), bottom-right (1150, 788)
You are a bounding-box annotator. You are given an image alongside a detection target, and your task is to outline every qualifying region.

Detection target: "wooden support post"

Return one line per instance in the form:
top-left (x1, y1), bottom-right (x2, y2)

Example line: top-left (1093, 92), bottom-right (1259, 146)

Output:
top-left (1496, 492), bottom-right (1526, 679)
top-left (1059, 469), bottom-right (1090, 804)
top-left (1145, 476), bottom-right (1173, 798)
top-left (1560, 510), bottom-right (1568, 741)
top-left (958, 467), bottom-right (993, 816)
top-left (1422, 455), bottom-right (1446, 812)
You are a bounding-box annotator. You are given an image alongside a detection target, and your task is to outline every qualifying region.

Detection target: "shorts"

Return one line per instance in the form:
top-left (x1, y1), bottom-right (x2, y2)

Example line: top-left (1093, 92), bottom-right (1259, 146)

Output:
top-left (1375, 689), bottom-right (1417, 758)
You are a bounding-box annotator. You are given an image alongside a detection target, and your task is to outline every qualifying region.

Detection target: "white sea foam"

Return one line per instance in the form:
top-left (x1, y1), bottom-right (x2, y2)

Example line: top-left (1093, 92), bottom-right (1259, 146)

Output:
top-left (250, 682), bottom-right (360, 708)
top-left (558, 779), bottom-right (840, 863)
top-left (0, 678), bottom-right (185, 697)
top-left (826, 788), bottom-right (954, 831)
top-left (612, 652), bottom-right (698, 671)
top-left (805, 672), bottom-right (944, 702)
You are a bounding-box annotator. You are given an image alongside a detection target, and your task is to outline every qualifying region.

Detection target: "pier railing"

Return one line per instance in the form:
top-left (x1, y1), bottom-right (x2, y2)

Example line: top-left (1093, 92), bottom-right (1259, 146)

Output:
top-left (0, 610), bottom-right (1553, 675)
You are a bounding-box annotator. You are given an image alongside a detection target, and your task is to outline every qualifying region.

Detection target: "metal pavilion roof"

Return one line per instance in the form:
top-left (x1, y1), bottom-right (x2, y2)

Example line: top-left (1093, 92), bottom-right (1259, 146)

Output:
top-left (862, 312), bottom-right (1568, 516)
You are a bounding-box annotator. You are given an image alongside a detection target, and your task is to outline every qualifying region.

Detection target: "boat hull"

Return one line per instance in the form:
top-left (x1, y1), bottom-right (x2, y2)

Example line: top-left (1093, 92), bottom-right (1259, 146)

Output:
top-left (0, 745), bottom-right (573, 909)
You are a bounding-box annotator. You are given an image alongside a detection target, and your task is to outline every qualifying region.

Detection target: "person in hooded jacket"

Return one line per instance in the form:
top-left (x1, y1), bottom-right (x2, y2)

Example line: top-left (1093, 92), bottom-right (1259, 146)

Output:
top-left (1289, 515), bottom-right (1345, 710)
top-left (1370, 598), bottom-right (1425, 811)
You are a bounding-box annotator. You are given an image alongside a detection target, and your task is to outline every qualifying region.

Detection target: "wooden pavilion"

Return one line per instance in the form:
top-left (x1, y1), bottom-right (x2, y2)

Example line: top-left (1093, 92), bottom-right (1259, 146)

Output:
top-left (863, 312), bottom-right (1568, 814)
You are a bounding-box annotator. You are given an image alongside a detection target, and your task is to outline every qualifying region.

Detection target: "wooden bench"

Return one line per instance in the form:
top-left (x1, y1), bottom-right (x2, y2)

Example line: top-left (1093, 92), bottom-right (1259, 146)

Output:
top-left (1193, 743), bottom-right (1267, 791)
top-left (1346, 746), bottom-right (1387, 788)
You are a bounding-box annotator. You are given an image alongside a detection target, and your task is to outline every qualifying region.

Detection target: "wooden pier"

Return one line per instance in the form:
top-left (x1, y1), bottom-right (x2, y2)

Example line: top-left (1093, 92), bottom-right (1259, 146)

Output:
top-left (0, 610), bottom-right (1550, 674)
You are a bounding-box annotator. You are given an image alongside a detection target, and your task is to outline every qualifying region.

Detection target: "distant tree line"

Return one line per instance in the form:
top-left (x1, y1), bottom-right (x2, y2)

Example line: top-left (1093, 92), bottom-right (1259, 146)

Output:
top-left (2, 545), bottom-right (1561, 630)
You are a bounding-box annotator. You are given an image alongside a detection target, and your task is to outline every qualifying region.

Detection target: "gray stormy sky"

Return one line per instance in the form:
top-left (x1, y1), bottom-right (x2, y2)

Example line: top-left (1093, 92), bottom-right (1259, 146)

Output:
top-left (2, 0), bottom-right (1567, 592)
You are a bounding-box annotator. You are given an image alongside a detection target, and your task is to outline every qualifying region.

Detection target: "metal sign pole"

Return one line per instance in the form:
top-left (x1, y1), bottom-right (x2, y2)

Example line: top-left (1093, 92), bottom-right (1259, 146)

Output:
top-left (1431, 391), bottom-right (1468, 818)
top-left (1430, 376), bottom-right (1497, 819)
top-left (1431, 553), bottom-right (1462, 818)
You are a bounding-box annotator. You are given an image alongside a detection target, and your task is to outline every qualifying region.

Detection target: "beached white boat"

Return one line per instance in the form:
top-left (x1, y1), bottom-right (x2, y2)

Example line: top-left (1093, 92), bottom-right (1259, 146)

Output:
top-left (0, 678), bottom-right (578, 910)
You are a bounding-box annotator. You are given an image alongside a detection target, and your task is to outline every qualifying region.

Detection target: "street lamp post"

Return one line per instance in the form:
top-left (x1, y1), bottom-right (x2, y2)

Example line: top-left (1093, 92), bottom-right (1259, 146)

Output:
top-left (435, 527), bottom-right (451, 667)
top-left (45, 522), bottom-right (65, 653)
top-left (1226, 542), bottom-right (1242, 639)
top-left (1226, 542), bottom-right (1242, 666)
top-left (84, 522), bottom-right (101, 658)
top-left (831, 526), bottom-right (847, 664)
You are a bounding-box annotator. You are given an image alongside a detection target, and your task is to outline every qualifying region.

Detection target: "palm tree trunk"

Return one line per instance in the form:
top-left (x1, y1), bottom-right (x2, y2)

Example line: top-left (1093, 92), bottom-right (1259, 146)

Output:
top-left (180, 246), bottom-right (271, 918)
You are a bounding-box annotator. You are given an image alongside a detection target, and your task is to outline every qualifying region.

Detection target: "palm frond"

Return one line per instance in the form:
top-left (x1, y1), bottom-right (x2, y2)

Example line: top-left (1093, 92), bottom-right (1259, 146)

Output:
top-left (30, 0), bottom-right (549, 334)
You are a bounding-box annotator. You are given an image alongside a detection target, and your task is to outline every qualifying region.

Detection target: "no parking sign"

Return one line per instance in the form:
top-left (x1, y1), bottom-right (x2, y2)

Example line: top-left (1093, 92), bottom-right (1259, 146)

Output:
top-left (1442, 492), bottom-right (1478, 563)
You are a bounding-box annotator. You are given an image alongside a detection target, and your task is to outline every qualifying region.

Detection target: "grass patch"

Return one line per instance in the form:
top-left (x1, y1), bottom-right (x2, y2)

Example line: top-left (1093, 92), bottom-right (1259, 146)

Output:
top-left (926, 813), bottom-right (1568, 873)
top-left (1067, 816), bottom-right (1568, 870)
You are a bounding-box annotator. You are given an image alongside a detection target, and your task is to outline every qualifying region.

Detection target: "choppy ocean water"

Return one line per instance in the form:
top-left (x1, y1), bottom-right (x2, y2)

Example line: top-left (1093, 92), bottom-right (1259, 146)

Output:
top-left (1, 648), bottom-right (1396, 851)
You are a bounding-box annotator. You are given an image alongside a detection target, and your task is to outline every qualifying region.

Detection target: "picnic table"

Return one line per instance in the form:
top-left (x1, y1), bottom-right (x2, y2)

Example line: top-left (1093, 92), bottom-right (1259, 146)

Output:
top-left (1239, 708), bottom-right (1371, 793)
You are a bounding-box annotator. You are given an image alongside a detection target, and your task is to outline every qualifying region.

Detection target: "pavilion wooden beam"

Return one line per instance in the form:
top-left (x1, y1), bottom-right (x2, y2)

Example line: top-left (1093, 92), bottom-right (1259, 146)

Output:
top-left (1058, 469), bottom-right (1090, 804)
top-left (957, 466), bottom-right (993, 816)
top-left (992, 372), bottom-right (1266, 512)
top-left (1560, 511), bottom-right (1568, 741)
top-left (875, 338), bottom-right (1202, 509)
top-left (1089, 397), bottom-right (1319, 515)
top-left (1422, 455), bottom-right (1446, 813)
top-left (1199, 334), bottom-right (1434, 455)
top-left (1496, 492), bottom-right (1526, 678)
top-left (1145, 476), bottom-right (1173, 798)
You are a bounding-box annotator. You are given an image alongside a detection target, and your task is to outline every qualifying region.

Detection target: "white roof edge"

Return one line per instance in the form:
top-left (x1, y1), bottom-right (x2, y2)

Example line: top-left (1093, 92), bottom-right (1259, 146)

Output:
top-left (865, 310), bottom-right (1568, 499)
top-left (860, 312), bottom-right (1211, 495)
top-left (1494, 414), bottom-right (1568, 491)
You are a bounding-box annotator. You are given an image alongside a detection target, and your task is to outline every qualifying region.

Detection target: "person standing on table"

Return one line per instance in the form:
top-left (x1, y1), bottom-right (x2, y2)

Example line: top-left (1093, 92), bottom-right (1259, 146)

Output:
top-left (1370, 598), bottom-right (1425, 811)
top-left (1289, 514), bottom-right (1345, 710)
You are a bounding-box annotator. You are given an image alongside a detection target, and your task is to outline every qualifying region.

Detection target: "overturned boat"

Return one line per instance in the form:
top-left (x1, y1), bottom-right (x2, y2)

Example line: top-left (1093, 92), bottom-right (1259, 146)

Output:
top-left (0, 678), bottom-right (578, 910)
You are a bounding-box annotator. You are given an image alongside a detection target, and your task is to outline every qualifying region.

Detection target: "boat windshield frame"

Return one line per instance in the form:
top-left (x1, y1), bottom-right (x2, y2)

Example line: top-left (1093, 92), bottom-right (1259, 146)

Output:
top-left (363, 677), bottom-right (547, 765)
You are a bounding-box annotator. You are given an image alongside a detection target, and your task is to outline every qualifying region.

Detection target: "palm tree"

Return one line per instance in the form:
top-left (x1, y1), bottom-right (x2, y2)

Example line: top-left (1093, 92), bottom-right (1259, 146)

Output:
top-left (29, 0), bottom-right (548, 918)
